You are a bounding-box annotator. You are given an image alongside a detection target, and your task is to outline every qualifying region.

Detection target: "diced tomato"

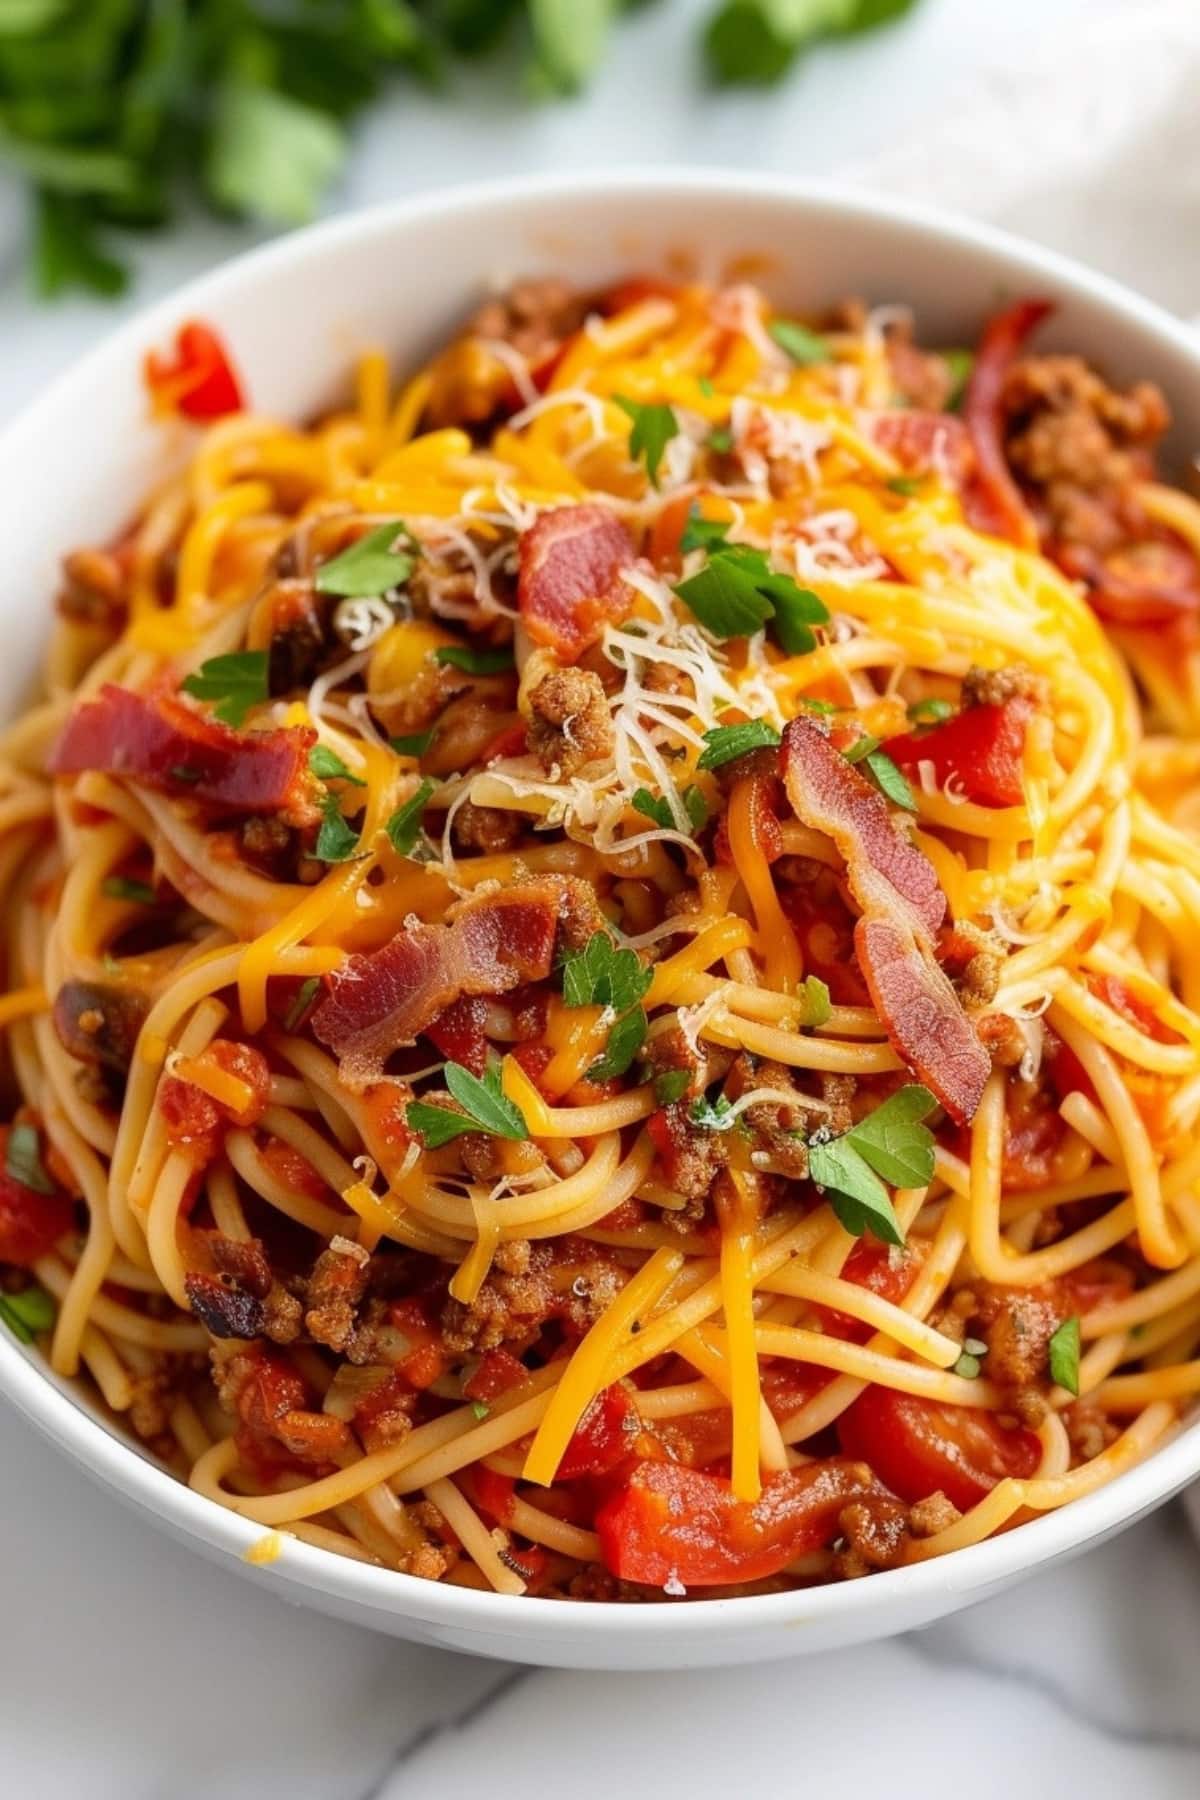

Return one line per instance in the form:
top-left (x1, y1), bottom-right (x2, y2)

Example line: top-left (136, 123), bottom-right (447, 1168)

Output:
top-left (557, 1383), bottom-right (637, 1480)
top-left (0, 1129), bottom-right (74, 1266)
top-left (778, 881), bottom-right (871, 1007)
top-left (837, 1389), bottom-right (1041, 1512)
top-left (144, 320), bottom-right (245, 420)
top-left (884, 696), bottom-right (1033, 808)
top-left (476, 720), bottom-right (529, 765)
top-left (963, 299), bottom-right (1053, 547)
top-left (596, 1458), bottom-right (876, 1587)
top-left (1057, 1258), bottom-right (1135, 1316)
top-left (387, 1297), bottom-right (447, 1390)
top-left (159, 1039), bottom-right (271, 1162)
top-left (1089, 973), bottom-right (1182, 1045)
top-left (470, 1465), bottom-right (517, 1526)
top-left (425, 994), bottom-right (489, 1075)
top-left (1046, 975), bottom-right (1182, 1137)
top-left (464, 1348), bottom-right (528, 1404)
top-left (258, 1135), bottom-right (328, 1201)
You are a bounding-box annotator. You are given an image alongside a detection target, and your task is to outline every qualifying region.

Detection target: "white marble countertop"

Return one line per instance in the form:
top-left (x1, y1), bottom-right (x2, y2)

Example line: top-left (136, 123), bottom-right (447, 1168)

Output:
top-left (5, 1), bottom-right (1200, 1793)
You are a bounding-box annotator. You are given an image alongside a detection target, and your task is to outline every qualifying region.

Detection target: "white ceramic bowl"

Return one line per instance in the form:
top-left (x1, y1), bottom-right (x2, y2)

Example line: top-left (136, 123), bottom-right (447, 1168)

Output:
top-left (3, 171), bottom-right (1199, 1669)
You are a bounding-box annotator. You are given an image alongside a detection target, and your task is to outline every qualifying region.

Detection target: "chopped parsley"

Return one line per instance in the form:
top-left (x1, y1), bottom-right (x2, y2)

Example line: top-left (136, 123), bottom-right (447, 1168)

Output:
top-left (0, 1284), bottom-right (56, 1345)
top-left (389, 729), bottom-right (434, 758)
top-left (1049, 1315), bottom-right (1081, 1396)
top-left (385, 779), bottom-right (435, 857)
top-left (861, 748), bottom-right (917, 812)
top-left (631, 785), bottom-right (707, 834)
top-left (181, 650), bottom-right (269, 727)
top-left (314, 792), bottom-right (362, 863)
top-left (675, 540), bottom-right (828, 649)
top-left (954, 1349), bottom-right (983, 1380)
top-left (6, 1122), bottom-right (56, 1195)
top-left (613, 395), bottom-right (679, 486)
top-left (887, 475), bottom-right (923, 497)
top-left (309, 745), bottom-right (366, 786)
top-left (407, 1059), bottom-right (528, 1148)
top-left (282, 977), bottom-right (321, 1033)
top-left (433, 644), bottom-right (515, 676)
top-left (906, 697), bottom-right (954, 724)
top-left (768, 318), bottom-right (831, 366)
top-left (689, 1094), bottom-right (738, 1132)
top-left (679, 507), bottom-right (733, 556)
top-left (842, 734), bottom-right (881, 765)
top-left (708, 426), bottom-right (734, 454)
top-left (562, 931), bottom-right (653, 1014)
top-left (943, 348), bottom-right (975, 412)
top-left (314, 522), bottom-right (415, 598)
top-left (807, 1084), bottom-right (938, 1247)
top-left (696, 720), bottom-right (781, 771)
top-left (653, 1069), bottom-right (693, 1106)
top-left (586, 1007), bottom-right (648, 1083)
top-left (471, 1399), bottom-right (491, 1421)
top-left (102, 876), bottom-right (157, 906)
top-left (797, 975), bottom-right (832, 1029)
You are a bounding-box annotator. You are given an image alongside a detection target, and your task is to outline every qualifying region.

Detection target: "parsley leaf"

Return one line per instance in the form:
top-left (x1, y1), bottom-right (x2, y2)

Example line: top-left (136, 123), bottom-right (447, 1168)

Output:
top-left (631, 785), bottom-right (707, 835)
top-left (707, 0), bottom-right (921, 87)
top-left (315, 521), bottom-right (415, 598)
top-left (843, 734), bottom-right (881, 764)
top-left (315, 792), bottom-right (362, 863)
top-left (614, 395), bottom-right (679, 487)
top-left (207, 80), bottom-right (345, 229)
top-left (798, 975), bottom-right (832, 1028)
top-left (102, 876), bottom-right (157, 906)
top-left (433, 645), bottom-right (515, 676)
top-left (708, 426), bottom-right (734, 453)
top-left (561, 931), bottom-right (652, 1013)
top-left (0, 1284), bottom-right (56, 1345)
top-left (689, 1094), bottom-right (738, 1132)
top-left (407, 1059), bottom-right (528, 1147)
top-left (842, 1084), bottom-right (937, 1188)
top-left (34, 192), bottom-right (127, 299)
top-left (390, 730), bottom-right (434, 758)
top-left (675, 541), bottom-right (829, 646)
top-left (309, 745), bottom-right (366, 785)
top-left (385, 779), bottom-right (435, 856)
top-left (943, 348), bottom-right (974, 412)
top-left (283, 977), bottom-right (321, 1033)
top-left (697, 720), bottom-right (781, 771)
top-left (654, 1069), bottom-right (693, 1106)
top-left (5, 1121), bottom-right (55, 1195)
top-left (587, 1007), bottom-right (647, 1083)
top-left (808, 1136), bottom-right (904, 1246)
top-left (863, 749), bottom-right (917, 812)
top-left (679, 507), bottom-right (733, 556)
top-left (768, 317), bottom-right (832, 365)
top-left (1049, 1315), bottom-right (1081, 1396)
top-left (887, 475), bottom-right (923, 497)
top-left (181, 650), bottom-right (269, 727)
top-left (906, 697), bottom-right (954, 724)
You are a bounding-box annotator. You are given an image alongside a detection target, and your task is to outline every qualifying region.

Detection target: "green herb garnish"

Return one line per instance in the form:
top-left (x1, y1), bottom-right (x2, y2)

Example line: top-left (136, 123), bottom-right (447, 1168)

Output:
top-left (407, 1059), bottom-right (528, 1148)
top-left (433, 645), bottom-right (515, 676)
top-left (689, 1094), bottom-right (738, 1132)
top-left (906, 697), bottom-right (954, 724)
top-left (862, 749), bottom-right (917, 812)
top-left (385, 779), bottom-right (435, 857)
top-left (675, 540), bottom-right (828, 647)
top-left (653, 1069), bottom-right (693, 1106)
top-left (5, 1122), bottom-right (55, 1196)
top-left (807, 1084), bottom-right (937, 1247)
top-left (631, 785), bottom-right (707, 835)
top-left (586, 1007), bottom-right (648, 1083)
top-left (181, 650), bottom-right (269, 728)
top-left (706, 0), bottom-right (922, 87)
top-left (768, 318), bottom-right (831, 366)
top-left (390, 730), bottom-right (434, 758)
top-left (679, 507), bottom-right (733, 556)
top-left (309, 745), bottom-right (366, 786)
top-left (614, 395), bottom-right (679, 487)
top-left (797, 975), bottom-right (832, 1028)
top-left (943, 348), bottom-right (975, 411)
top-left (562, 931), bottom-right (653, 1014)
top-left (0, 1285), bottom-right (56, 1345)
top-left (283, 977), bottom-right (321, 1033)
top-left (887, 475), bottom-right (923, 497)
top-left (842, 734), bottom-right (881, 764)
top-left (1049, 1315), bottom-right (1081, 1396)
top-left (696, 720), bottom-right (781, 771)
top-left (102, 876), bottom-right (157, 906)
top-left (315, 521), bottom-right (415, 598)
top-left (314, 792), bottom-right (362, 864)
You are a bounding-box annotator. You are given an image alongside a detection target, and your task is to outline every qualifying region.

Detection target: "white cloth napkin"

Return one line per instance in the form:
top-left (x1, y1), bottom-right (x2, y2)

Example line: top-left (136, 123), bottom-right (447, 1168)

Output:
top-left (844, 0), bottom-right (1200, 1540)
top-left (840, 0), bottom-right (1200, 319)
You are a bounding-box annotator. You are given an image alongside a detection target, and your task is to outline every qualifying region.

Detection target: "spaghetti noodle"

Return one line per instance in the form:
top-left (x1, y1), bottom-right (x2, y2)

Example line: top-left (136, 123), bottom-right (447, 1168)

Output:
top-left (3, 277), bottom-right (1200, 1599)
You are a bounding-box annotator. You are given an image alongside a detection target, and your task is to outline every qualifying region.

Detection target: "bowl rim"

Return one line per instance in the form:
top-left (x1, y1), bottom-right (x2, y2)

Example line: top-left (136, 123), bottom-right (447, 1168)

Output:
top-left (5, 165), bottom-right (1200, 1642)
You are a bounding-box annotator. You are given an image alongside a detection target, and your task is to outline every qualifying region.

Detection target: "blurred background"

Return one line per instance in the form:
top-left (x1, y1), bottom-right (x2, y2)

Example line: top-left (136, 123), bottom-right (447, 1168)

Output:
top-left (5, 2), bottom-right (1200, 1796)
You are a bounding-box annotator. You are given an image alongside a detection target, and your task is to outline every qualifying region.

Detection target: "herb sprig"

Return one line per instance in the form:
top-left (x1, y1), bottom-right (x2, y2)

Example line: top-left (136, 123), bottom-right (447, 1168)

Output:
top-left (807, 1084), bottom-right (937, 1246)
top-left (407, 1059), bottom-right (528, 1148)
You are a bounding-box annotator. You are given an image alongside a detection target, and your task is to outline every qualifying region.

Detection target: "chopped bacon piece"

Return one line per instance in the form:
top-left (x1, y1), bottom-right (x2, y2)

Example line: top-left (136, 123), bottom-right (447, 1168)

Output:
top-left (856, 919), bottom-right (989, 1126)
top-left (184, 1272), bottom-right (265, 1340)
top-left (964, 299), bottom-right (1054, 547)
top-left (145, 320), bottom-right (245, 420)
top-left (1056, 534), bottom-right (1200, 627)
top-left (884, 696), bottom-right (1034, 808)
top-left (517, 504), bottom-right (634, 659)
top-left (780, 718), bottom-right (944, 939)
top-left (557, 1383), bottom-right (638, 1480)
top-left (463, 1347), bottom-right (528, 1403)
top-left (780, 719), bottom-right (988, 1124)
top-left (312, 882), bottom-right (559, 1086)
top-left (49, 684), bottom-right (319, 825)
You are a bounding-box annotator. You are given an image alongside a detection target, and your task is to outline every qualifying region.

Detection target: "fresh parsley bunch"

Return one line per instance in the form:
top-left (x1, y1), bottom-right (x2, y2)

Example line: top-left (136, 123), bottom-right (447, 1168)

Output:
top-left (2, 0), bottom-right (922, 301)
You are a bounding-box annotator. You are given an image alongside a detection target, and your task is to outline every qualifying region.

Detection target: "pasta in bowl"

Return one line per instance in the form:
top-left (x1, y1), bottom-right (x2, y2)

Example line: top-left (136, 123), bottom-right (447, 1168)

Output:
top-left (3, 177), bottom-right (1200, 1657)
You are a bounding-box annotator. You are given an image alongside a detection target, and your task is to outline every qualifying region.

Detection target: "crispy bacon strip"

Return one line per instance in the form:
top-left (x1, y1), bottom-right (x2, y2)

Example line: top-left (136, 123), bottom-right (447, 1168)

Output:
top-left (780, 718), bottom-right (987, 1124)
top-left (49, 684), bottom-right (319, 824)
top-left (872, 411), bottom-right (973, 484)
top-left (964, 299), bottom-right (1054, 549)
top-left (518, 503), bottom-right (634, 659)
top-left (312, 883), bottom-right (559, 1086)
top-left (780, 717), bottom-right (944, 940)
top-left (855, 919), bottom-right (989, 1126)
